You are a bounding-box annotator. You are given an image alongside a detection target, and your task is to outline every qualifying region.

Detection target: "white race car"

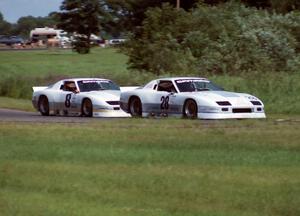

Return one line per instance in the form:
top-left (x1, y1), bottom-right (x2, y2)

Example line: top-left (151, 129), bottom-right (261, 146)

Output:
top-left (32, 78), bottom-right (135, 117)
top-left (120, 77), bottom-right (266, 119)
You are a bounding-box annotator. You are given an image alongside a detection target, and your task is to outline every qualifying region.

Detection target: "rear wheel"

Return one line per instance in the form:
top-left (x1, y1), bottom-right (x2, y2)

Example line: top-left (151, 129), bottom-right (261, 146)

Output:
top-left (82, 99), bottom-right (93, 117)
top-left (38, 96), bottom-right (49, 116)
top-left (129, 97), bottom-right (142, 117)
top-left (183, 99), bottom-right (198, 119)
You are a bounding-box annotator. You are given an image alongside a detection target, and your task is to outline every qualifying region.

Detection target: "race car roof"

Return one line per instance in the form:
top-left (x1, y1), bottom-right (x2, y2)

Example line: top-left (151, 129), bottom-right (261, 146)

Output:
top-left (61, 78), bottom-right (111, 82)
top-left (50, 78), bottom-right (114, 89)
top-left (157, 77), bottom-right (209, 81)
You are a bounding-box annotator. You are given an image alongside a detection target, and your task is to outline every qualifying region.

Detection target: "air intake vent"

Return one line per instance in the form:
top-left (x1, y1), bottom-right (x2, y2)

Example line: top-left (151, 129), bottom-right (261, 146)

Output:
top-left (233, 108), bottom-right (252, 113)
top-left (106, 101), bottom-right (120, 105)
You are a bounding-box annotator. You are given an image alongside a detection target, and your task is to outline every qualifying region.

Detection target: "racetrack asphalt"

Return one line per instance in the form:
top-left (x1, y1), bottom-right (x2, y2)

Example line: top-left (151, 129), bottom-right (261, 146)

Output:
top-left (0, 108), bottom-right (92, 123)
top-left (1, 108), bottom-right (297, 125)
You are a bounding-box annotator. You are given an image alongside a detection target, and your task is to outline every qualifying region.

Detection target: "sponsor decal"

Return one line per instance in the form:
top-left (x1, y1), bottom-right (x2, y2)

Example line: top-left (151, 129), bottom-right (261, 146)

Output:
top-left (81, 80), bottom-right (109, 83)
top-left (176, 79), bottom-right (209, 83)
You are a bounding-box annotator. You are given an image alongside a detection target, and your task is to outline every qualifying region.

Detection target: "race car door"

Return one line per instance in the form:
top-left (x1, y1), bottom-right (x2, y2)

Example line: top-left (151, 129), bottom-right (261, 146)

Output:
top-left (151, 80), bottom-right (177, 115)
top-left (55, 81), bottom-right (79, 114)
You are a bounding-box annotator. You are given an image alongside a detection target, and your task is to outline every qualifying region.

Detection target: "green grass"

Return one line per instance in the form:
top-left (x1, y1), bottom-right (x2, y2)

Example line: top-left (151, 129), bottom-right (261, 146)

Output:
top-left (0, 48), bottom-right (153, 85)
top-left (211, 73), bottom-right (300, 114)
top-left (0, 48), bottom-right (126, 76)
top-left (0, 48), bottom-right (154, 99)
top-left (0, 97), bottom-right (34, 111)
top-left (1, 48), bottom-right (299, 216)
top-left (0, 118), bottom-right (299, 216)
top-left (0, 48), bottom-right (300, 113)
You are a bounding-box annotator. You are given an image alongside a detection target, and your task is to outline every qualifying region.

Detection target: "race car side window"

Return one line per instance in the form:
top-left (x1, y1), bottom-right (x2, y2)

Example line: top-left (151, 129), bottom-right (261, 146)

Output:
top-left (157, 81), bottom-right (177, 93)
top-left (63, 81), bottom-right (77, 92)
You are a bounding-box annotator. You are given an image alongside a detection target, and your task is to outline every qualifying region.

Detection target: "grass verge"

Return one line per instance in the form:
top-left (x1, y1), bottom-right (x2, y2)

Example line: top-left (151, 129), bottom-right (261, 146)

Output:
top-left (0, 48), bottom-right (300, 114)
top-left (0, 97), bottom-right (34, 111)
top-left (0, 119), bottom-right (299, 216)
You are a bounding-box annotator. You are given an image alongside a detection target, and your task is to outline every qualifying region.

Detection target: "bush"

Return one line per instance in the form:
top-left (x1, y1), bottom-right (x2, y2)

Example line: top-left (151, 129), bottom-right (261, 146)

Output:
top-left (123, 2), bottom-right (300, 75)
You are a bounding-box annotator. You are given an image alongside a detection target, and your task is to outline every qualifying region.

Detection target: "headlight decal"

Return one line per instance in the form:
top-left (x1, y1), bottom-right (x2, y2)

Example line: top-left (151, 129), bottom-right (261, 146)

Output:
top-left (216, 101), bottom-right (231, 106)
top-left (251, 101), bottom-right (262, 106)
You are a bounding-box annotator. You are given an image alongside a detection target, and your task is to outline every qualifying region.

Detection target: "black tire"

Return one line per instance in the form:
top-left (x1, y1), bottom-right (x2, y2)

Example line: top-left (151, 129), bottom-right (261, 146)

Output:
top-left (38, 96), bottom-right (49, 116)
top-left (183, 99), bottom-right (198, 119)
top-left (129, 97), bottom-right (142, 117)
top-left (81, 99), bottom-right (93, 117)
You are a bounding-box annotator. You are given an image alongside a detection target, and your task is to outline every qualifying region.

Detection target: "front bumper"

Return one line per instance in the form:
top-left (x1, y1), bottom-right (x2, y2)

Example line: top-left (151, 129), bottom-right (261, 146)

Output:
top-left (93, 109), bottom-right (131, 118)
top-left (197, 112), bottom-right (266, 119)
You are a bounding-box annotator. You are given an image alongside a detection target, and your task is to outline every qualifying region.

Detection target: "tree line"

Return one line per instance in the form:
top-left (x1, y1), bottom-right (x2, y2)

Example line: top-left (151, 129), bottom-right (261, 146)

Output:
top-left (1, 0), bottom-right (299, 39)
top-left (0, 12), bottom-right (57, 39)
top-left (1, 0), bottom-right (300, 75)
top-left (125, 2), bottom-right (300, 75)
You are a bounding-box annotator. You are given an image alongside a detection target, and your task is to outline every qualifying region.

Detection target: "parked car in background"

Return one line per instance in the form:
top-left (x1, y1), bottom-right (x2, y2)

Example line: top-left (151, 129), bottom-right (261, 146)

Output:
top-left (0, 35), bottom-right (24, 46)
top-left (108, 39), bottom-right (126, 46)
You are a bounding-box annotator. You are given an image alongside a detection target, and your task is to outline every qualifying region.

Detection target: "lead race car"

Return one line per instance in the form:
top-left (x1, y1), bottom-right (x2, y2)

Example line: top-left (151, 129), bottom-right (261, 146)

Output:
top-left (120, 77), bottom-right (266, 119)
top-left (32, 78), bottom-right (136, 117)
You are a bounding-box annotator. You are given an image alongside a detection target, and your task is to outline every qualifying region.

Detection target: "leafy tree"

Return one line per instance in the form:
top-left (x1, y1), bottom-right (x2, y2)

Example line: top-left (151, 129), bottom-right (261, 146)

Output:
top-left (0, 12), bottom-right (12, 35)
top-left (124, 4), bottom-right (196, 75)
top-left (57, 0), bottom-right (103, 54)
top-left (105, 0), bottom-right (199, 34)
top-left (242, 0), bottom-right (300, 13)
top-left (15, 16), bottom-right (37, 38)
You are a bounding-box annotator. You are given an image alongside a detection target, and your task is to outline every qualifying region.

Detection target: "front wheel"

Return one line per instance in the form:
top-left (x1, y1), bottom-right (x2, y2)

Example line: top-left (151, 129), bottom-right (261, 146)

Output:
top-left (81, 99), bottom-right (93, 117)
top-left (183, 99), bottom-right (198, 119)
top-left (129, 97), bottom-right (142, 117)
top-left (38, 96), bottom-right (49, 116)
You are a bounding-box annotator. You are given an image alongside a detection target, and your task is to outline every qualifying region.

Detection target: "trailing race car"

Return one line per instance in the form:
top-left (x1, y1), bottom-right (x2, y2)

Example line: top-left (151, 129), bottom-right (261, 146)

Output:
top-left (120, 77), bottom-right (266, 119)
top-left (32, 78), bottom-right (135, 117)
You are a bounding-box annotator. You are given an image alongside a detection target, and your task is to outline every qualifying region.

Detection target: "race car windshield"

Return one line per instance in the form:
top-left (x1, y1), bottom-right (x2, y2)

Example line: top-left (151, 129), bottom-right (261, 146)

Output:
top-left (77, 80), bottom-right (120, 92)
top-left (175, 79), bottom-right (223, 92)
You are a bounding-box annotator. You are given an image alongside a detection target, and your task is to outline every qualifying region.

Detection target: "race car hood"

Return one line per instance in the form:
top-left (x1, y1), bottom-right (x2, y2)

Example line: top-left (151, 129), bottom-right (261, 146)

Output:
top-left (186, 91), bottom-right (261, 106)
top-left (81, 90), bottom-right (120, 101)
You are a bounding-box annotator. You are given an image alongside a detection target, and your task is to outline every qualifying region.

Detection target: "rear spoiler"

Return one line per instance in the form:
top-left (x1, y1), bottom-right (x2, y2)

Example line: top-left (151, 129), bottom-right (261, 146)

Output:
top-left (120, 86), bottom-right (139, 92)
top-left (32, 86), bottom-right (48, 92)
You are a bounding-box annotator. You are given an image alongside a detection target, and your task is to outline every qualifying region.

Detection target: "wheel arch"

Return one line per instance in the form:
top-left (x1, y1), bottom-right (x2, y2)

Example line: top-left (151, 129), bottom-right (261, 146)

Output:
top-left (129, 95), bottom-right (141, 102)
top-left (81, 97), bottom-right (92, 104)
top-left (38, 94), bottom-right (48, 101)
